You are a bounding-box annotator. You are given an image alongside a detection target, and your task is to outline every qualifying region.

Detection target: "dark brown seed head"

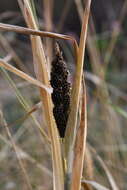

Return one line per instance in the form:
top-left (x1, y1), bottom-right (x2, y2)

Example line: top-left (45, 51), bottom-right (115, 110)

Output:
top-left (50, 42), bottom-right (71, 138)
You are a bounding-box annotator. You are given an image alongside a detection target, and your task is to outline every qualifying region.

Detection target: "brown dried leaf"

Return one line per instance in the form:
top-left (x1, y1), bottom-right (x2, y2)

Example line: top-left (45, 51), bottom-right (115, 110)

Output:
top-left (71, 80), bottom-right (87, 190)
top-left (64, 2), bottom-right (92, 189)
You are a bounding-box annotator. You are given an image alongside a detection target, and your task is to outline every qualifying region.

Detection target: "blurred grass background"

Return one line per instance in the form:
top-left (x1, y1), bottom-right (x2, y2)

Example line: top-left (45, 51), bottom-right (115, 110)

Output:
top-left (0, 0), bottom-right (127, 189)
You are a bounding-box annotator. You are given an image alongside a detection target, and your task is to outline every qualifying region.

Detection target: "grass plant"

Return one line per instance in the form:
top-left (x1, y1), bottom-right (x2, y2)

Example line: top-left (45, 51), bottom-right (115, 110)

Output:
top-left (0, 0), bottom-right (126, 189)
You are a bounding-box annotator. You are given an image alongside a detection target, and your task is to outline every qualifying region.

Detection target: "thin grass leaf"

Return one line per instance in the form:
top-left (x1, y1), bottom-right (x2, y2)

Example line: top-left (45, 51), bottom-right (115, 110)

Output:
top-left (0, 133), bottom-right (52, 178)
top-left (43, 0), bottom-right (53, 64)
top-left (64, 1), bottom-right (91, 187)
top-left (0, 22), bottom-right (78, 59)
top-left (0, 110), bottom-right (33, 190)
top-left (0, 58), bottom-right (52, 93)
top-left (0, 33), bottom-right (28, 73)
top-left (104, 0), bottom-right (127, 69)
top-left (0, 67), bottom-right (50, 143)
top-left (82, 179), bottom-right (109, 190)
top-left (8, 102), bottom-right (41, 127)
top-left (111, 104), bottom-right (127, 119)
top-left (89, 145), bottom-right (119, 190)
top-left (70, 80), bottom-right (87, 190)
top-left (30, 0), bottom-right (38, 25)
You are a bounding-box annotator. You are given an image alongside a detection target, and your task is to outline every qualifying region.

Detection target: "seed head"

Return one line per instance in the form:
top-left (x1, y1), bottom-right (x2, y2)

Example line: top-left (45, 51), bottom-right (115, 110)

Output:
top-left (50, 42), bottom-right (71, 137)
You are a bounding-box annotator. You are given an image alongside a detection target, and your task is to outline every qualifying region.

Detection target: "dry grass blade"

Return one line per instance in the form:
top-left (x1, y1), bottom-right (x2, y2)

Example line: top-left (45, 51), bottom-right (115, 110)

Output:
top-left (0, 33), bottom-right (28, 73)
top-left (43, 0), bottom-right (53, 64)
top-left (64, 0), bottom-right (91, 182)
top-left (0, 66), bottom-right (51, 143)
top-left (0, 22), bottom-right (75, 42)
top-left (0, 58), bottom-right (52, 93)
top-left (0, 110), bottom-right (33, 190)
top-left (57, 0), bottom-right (73, 32)
top-left (18, 0), bottom-right (64, 189)
top-left (70, 80), bottom-right (87, 190)
top-left (104, 0), bottom-right (127, 69)
top-left (82, 179), bottom-right (109, 190)
top-left (8, 102), bottom-right (40, 126)
top-left (82, 183), bottom-right (93, 190)
top-left (89, 145), bottom-right (119, 190)
top-left (7, 102), bottom-right (50, 142)
top-left (0, 22), bottom-right (78, 58)
top-left (81, 181), bottom-right (92, 190)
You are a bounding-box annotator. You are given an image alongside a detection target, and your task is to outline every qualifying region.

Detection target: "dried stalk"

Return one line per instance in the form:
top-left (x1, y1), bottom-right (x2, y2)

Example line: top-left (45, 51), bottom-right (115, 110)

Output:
top-left (18, 0), bottom-right (64, 189)
top-left (64, 2), bottom-right (91, 190)
top-left (0, 22), bottom-right (78, 58)
top-left (71, 80), bottom-right (87, 190)
top-left (43, 0), bottom-right (53, 64)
